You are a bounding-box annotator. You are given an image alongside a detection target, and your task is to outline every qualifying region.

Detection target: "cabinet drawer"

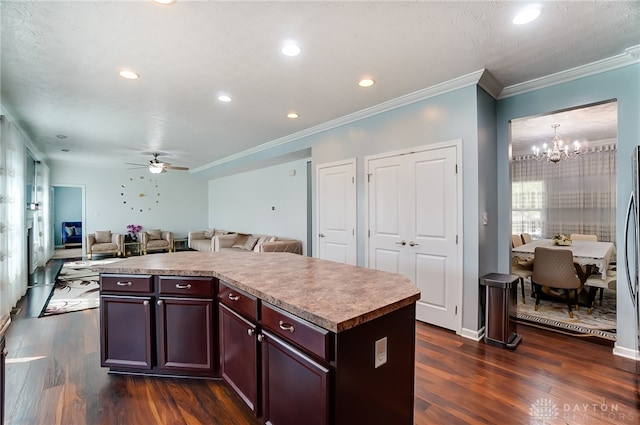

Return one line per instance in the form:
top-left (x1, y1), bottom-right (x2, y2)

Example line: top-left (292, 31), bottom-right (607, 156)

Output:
top-left (261, 303), bottom-right (331, 362)
top-left (218, 281), bottom-right (258, 322)
top-left (101, 274), bottom-right (153, 294)
top-left (158, 276), bottom-right (215, 298)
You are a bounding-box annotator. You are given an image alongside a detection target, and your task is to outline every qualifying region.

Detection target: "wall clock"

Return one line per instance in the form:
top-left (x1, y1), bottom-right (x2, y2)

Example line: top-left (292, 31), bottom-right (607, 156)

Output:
top-left (121, 175), bottom-right (160, 212)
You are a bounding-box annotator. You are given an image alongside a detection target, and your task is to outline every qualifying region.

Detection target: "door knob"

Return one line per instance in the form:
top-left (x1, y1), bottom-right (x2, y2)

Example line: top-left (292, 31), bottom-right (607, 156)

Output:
top-left (409, 241), bottom-right (419, 247)
top-left (319, 233), bottom-right (326, 238)
top-left (395, 240), bottom-right (407, 246)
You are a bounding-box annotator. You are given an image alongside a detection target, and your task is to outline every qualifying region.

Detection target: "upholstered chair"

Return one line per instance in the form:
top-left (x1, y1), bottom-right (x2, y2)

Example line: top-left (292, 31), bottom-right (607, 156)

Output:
top-left (141, 229), bottom-right (174, 255)
top-left (531, 247), bottom-right (586, 318)
top-left (570, 234), bottom-right (598, 242)
top-left (86, 231), bottom-right (123, 260)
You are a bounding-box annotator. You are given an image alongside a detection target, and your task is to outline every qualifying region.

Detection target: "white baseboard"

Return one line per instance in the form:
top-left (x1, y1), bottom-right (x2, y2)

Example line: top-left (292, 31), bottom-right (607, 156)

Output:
top-left (460, 326), bottom-right (484, 341)
top-left (613, 343), bottom-right (638, 360)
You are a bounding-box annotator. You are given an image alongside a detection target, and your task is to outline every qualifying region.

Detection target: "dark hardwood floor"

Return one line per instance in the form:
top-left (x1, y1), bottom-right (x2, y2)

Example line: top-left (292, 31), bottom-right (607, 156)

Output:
top-left (4, 261), bottom-right (639, 424)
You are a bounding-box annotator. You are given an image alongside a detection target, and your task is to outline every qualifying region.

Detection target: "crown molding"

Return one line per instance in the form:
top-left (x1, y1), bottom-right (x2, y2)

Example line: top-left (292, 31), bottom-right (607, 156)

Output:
top-left (192, 69), bottom-right (489, 174)
top-left (499, 45), bottom-right (640, 99)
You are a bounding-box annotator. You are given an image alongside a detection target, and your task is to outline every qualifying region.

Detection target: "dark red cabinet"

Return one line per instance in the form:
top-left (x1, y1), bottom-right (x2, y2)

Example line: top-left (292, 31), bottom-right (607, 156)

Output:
top-left (219, 303), bottom-right (259, 413)
top-left (261, 331), bottom-right (329, 425)
top-left (100, 295), bottom-right (153, 369)
top-left (100, 273), bottom-right (216, 377)
top-left (157, 297), bottom-right (215, 374)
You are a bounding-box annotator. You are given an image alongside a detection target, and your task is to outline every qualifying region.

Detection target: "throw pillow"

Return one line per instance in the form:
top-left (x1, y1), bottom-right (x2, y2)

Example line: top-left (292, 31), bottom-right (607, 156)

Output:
top-left (232, 233), bottom-right (250, 249)
top-left (148, 229), bottom-right (162, 240)
top-left (203, 228), bottom-right (215, 239)
top-left (75, 227), bottom-right (82, 236)
top-left (242, 236), bottom-right (260, 251)
top-left (95, 230), bottom-right (112, 243)
top-left (64, 226), bottom-right (75, 237)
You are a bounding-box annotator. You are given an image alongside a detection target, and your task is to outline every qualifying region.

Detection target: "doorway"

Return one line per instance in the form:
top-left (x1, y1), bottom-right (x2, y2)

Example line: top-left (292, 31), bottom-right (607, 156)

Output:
top-left (53, 185), bottom-right (85, 255)
top-left (509, 100), bottom-right (618, 339)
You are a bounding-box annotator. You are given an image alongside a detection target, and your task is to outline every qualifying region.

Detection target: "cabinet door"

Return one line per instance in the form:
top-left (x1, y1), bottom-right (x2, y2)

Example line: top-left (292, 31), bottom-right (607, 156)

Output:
top-left (219, 304), bottom-right (259, 414)
top-left (156, 297), bottom-right (215, 374)
top-left (261, 331), bottom-right (330, 425)
top-left (100, 295), bottom-right (153, 369)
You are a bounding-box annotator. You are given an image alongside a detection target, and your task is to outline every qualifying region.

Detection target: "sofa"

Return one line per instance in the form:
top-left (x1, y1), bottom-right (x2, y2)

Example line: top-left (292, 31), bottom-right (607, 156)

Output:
top-left (188, 229), bottom-right (302, 254)
top-left (61, 221), bottom-right (82, 247)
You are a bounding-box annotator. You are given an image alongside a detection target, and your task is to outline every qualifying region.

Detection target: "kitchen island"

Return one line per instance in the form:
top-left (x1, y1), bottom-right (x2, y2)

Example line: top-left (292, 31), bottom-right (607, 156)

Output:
top-left (94, 251), bottom-right (420, 425)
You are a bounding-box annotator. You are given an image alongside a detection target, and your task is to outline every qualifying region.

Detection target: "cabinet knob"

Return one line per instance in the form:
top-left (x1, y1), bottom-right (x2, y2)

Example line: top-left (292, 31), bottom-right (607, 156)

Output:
top-left (175, 283), bottom-right (192, 290)
top-left (157, 300), bottom-right (163, 306)
top-left (257, 334), bottom-right (265, 342)
top-left (228, 293), bottom-right (240, 302)
top-left (278, 320), bottom-right (295, 333)
top-left (143, 300), bottom-right (149, 306)
top-left (247, 329), bottom-right (255, 336)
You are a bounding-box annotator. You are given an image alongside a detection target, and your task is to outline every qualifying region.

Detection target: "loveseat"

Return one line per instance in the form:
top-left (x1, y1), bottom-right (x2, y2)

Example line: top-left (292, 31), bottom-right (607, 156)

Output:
top-left (188, 229), bottom-right (302, 254)
top-left (61, 221), bottom-right (82, 247)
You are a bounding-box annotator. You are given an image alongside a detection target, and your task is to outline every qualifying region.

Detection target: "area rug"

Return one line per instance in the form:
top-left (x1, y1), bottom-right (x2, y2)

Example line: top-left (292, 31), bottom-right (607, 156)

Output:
top-left (516, 286), bottom-right (616, 341)
top-left (50, 248), bottom-right (83, 260)
top-left (40, 258), bottom-right (122, 317)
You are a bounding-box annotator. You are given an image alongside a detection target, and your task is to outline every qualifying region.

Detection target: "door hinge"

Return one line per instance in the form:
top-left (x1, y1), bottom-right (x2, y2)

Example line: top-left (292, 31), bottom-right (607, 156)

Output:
top-left (456, 235), bottom-right (458, 244)
top-left (455, 305), bottom-right (458, 315)
top-left (455, 164), bottom-right (458, 174)
top-left (352, 229), bottom-right (355, 236)
top-left (368, 229), bottom-right (370, 237)
top-left (352, 176), bottom-right (355, 184)
top-left (367, 173), bottom-right (372, 182)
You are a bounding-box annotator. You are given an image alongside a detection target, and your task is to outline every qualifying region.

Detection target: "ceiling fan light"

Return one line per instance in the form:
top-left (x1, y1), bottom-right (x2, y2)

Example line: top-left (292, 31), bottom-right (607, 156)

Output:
top-left (149, 163), bottom-right (163, 174)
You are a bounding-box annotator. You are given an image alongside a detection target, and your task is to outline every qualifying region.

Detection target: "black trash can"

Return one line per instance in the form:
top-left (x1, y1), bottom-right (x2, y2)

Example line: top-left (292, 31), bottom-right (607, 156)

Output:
top-left (480, 273), bottom-right (522, 349)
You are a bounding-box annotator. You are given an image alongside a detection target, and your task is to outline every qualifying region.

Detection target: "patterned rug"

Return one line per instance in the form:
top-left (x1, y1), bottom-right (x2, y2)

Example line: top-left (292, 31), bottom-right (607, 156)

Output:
top-left (40, 258), bottom-right (122, 317)
top-left (516, 284), bottom-right (616, 341)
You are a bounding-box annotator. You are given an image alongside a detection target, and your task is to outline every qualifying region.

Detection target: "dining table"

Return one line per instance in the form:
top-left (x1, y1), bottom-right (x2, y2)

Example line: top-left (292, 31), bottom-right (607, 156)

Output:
top-left (511, 238), bottom-right (616, 279)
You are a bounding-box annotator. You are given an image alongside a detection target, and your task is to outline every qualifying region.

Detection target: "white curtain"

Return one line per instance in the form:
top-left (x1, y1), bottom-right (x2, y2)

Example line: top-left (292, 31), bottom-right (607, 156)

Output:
top-left (33, 160), bottom-right (52, 267)
top-left (0, 118), bottom-right (28, 316)
top-left (512, 144), bottom-right (617, 243)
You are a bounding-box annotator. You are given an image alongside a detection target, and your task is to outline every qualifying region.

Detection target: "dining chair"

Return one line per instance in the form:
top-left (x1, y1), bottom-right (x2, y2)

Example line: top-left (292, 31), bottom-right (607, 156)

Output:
top-left (570, 233), bottom-right (598, 242)
top-left (531, 247), bottom-right (586, 318)
top-left (511, 235), bottom-right (523, 248)
top-left (520, 233), bottom-right (532, 244)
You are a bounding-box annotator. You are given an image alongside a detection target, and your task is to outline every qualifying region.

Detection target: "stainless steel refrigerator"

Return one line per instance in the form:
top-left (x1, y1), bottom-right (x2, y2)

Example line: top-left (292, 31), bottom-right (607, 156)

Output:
top-left (624, 146), bottom-right (640, 374)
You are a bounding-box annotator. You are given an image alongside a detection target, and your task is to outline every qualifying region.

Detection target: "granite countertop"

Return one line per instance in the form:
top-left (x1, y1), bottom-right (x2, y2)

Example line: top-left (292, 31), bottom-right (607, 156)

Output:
top-left (0, 314), bottom-right (11, 337)
top-left (93, 251), bottom-right (421, 333)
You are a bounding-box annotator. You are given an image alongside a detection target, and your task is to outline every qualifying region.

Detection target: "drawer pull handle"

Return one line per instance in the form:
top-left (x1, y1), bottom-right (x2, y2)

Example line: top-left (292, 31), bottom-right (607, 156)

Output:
top-left (116, 281), bottom-right (132, 286)
top-left (175, 283), bottom-right (192, 290)
top-left (228, 293), bottom-right (240, 301)
top-left (279, 320), bottom-right (295, 333)
top-left (247, 329), bottom-right (255, 336)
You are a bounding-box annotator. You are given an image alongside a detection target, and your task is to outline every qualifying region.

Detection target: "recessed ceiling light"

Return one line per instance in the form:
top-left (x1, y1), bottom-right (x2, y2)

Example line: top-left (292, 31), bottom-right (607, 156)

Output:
top-left (218, 95), bottom-right (232, 102)
top-left (512, 7), bottom-right (541, 25)
top-left (287, 113), bottom-right (299, 119)
top-left (358, 79), bottom-right (375, 88)
top-left (119, 70), bottom-right (140, 80)
top-left (61, 149), bottom-right (70, 153)
top-left (56, 134), bottom-right (67, 139)
top-left (281, 42), bottom-right (301, 57)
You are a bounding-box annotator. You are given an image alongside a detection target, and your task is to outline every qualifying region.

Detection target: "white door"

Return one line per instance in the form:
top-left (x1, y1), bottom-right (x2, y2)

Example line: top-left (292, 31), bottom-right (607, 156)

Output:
top-left (368, 145), bottom-right (461, 331)
top-left (317, 160), bottom-right (357, 265)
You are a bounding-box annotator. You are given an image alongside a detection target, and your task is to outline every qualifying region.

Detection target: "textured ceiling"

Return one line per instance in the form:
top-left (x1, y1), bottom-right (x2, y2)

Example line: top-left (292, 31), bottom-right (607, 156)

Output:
top-left (1, 1), bottom-right (638, 172)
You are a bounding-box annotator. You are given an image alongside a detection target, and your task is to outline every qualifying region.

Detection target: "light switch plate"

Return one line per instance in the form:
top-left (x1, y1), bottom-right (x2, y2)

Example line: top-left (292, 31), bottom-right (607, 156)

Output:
top-left (374, 337), bottom-right (387, 368)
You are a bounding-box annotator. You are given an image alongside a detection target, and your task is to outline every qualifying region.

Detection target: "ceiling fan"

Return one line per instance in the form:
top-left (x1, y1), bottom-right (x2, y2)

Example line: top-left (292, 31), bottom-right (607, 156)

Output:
top-left (125, 152), bottom-right (189, 174)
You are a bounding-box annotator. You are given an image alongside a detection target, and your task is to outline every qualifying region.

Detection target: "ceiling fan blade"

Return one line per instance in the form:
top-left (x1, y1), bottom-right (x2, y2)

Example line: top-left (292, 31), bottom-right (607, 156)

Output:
top-left (165, 165), bottom-right (189, 171)
top-left (125, 162), bottom-right (148, 167)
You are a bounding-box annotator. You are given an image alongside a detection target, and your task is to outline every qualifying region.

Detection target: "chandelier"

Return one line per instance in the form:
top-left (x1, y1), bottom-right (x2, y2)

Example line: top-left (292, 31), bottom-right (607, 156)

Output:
top-left (532, 124), bottom-right (580, 163)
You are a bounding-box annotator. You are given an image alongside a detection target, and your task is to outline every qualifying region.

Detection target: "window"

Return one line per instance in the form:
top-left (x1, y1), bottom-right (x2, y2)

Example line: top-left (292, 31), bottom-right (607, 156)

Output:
top-left (512, 180), bottom-right (543, 238)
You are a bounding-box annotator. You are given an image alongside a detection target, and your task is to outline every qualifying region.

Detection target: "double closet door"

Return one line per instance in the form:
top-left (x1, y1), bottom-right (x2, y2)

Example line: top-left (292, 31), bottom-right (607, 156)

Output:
top-left (367, 145), bottom-right (460, 331)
